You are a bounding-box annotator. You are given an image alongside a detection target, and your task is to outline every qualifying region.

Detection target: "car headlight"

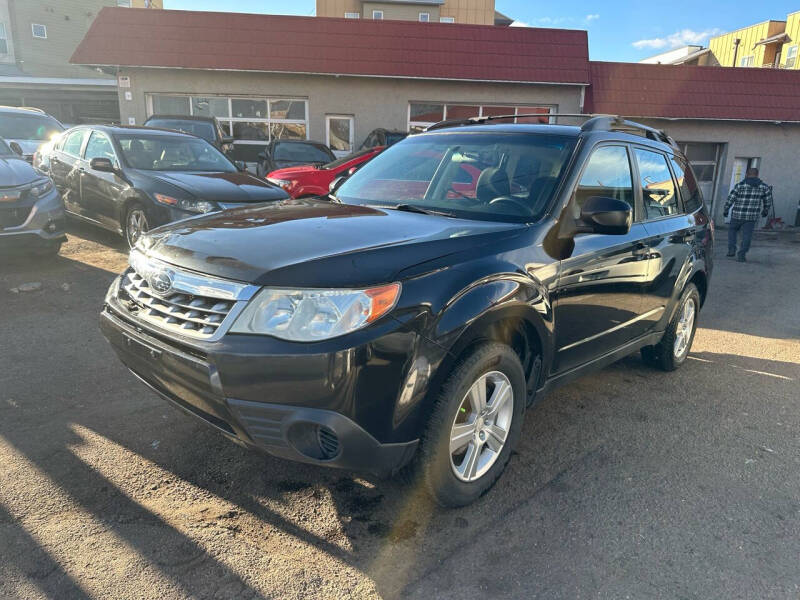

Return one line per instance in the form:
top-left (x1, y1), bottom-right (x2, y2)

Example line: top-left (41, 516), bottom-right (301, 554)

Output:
top-left (29, 179), bottom-right (54, 197)
top-left (154, 193), bottom-right (219, 214)
top-left (230, 284), bottom-right (401, 341)
top-left (267, 178), bottom-right (293, 191)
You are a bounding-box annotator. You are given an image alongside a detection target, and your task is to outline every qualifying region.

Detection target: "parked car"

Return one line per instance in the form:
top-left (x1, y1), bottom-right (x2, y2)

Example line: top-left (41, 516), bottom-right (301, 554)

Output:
top-left (0, 106), bottom-right (64, 163)
top-left (48, 125), bottom-right (288, 247)
top-left (0, 137), bottom-right (65, 255)
top-left (359, 127), bottom-right (407, 150)
top-left (256, 140), bottom-right (336, 178)
top-left (100, 116), bottom-right (712, 507)
top-left (266, 146), bottom-right (385, 198)
top-left (143, 114), bottom-right (234, 156)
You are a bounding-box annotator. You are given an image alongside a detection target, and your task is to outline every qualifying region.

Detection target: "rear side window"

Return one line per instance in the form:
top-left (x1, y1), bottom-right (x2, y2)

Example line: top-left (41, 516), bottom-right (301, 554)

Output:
top-left (574, 145), bottom-right (635, 213)
top-left (670, 155), bottom-right (703, 213)
top-left (62, 130), bottom-right (86, 156)
top-left (634, 148), bottom-right (679, 219)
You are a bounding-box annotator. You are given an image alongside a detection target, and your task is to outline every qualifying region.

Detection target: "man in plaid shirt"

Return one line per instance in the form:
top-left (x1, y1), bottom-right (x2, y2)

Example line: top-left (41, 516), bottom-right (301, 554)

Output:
top-left (724, 168), bottom-right (772, 262)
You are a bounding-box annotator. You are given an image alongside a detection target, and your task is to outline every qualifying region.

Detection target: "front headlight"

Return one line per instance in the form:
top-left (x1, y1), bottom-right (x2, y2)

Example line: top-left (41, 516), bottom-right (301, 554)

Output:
top-left (154, 193), bottom-right (219, 214)
top-left (230, 284), bottom-right (401, 341)
top-left (29, 179), bottom-right (54, 198)
top-left (267, 178), bottom-right (293, 191)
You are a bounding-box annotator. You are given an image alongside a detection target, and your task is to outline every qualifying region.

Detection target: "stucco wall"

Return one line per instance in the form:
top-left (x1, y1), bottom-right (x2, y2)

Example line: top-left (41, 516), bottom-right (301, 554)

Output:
top-left (638, 118), bottom-right (800, 224)
top-left (117, 67), bottom-right (583, 146)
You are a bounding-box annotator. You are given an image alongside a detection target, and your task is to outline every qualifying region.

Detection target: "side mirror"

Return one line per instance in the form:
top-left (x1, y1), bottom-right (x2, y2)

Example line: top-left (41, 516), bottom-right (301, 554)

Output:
top-left (234, 160), bottom-right (247, 172)
top-left (90, 157), bottom-right (116, 173)
top-left (329, 175), bottom-right (348, 194)
top-left (221, 136), bottom-right (234, 145)
top-left (576, 196), bottom-right (632, 235)
top-left (9, 141), bottom-right (23, 156)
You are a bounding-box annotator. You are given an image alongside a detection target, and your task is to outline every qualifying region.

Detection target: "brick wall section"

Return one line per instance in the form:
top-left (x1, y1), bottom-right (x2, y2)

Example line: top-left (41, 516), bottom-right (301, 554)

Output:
top-left (586, 61), bottom-right (800, 122)
top-left (71, 7), bottom-right (591, 84)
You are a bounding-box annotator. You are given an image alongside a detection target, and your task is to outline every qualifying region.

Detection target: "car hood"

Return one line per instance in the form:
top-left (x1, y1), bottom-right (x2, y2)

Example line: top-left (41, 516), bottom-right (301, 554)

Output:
top-left (267, 165), bottom-right (321, 179)
top-left (0, 156), bottom-right (38, 187)
top-left (145, 171), bottom-right (287, 203)
top-left (139, 198), bottom-right (524, 288)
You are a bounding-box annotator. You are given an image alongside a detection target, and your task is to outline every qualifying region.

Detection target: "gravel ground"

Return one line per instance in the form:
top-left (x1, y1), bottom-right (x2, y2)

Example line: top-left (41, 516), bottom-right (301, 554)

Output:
top-left (1, 222), bottom-right (798, 600)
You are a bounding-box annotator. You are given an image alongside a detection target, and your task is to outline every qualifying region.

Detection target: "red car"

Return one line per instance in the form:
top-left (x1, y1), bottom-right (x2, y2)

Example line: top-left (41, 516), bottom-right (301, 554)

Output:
top-left (266, 146), bottom-right (385, 198)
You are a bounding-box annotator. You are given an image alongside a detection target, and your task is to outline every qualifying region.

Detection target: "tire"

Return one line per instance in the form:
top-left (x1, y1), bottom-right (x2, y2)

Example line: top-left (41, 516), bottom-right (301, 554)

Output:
top-left (641, 283), bottom-right (700, 372)
top-left (35, 240), bottom-right (62, 257)
top-left (124, 203), bottom-right (149, 249)
top-left (418, 342), bottom-right (527, 507)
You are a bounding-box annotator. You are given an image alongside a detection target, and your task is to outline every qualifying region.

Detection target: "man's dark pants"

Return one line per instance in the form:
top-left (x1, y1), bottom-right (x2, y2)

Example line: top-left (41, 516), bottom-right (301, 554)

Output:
top-left (728, 218), bottom-right (756, 258)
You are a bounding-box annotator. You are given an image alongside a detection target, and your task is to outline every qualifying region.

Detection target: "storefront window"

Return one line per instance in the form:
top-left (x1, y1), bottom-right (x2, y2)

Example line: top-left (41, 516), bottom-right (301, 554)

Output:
top-left (150, 95), bottom-right (190, 115)
top-left (191, 97), bottom-right (229, 118)
top-left (408, 102), bottom-right (552, 131)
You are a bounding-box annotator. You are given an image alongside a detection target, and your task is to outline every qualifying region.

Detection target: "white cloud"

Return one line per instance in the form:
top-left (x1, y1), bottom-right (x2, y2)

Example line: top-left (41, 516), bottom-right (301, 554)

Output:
top-left (632, 28), bottom-right (721, 50)
top-left (585, 14), bottom-right (600, 22)
top-left (510, 20), bottom-right (530, 27)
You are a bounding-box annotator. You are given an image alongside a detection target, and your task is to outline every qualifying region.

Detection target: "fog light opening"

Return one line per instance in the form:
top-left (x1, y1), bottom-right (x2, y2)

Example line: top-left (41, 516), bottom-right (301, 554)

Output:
top-left (286, 422), bottom-right (340, 461)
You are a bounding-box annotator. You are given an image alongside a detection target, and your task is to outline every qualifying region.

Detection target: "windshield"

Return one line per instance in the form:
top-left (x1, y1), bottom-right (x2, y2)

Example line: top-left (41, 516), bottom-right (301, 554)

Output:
top-left (323, 147), bottom-right (377, 170)
top-left (0, 113), bottom-right (63, 141)
top-left (385, 132), bottom-right (407, 146)
top-left (145, 119), bottom-right (216, 143)
top-left (116, 134), bottom-right (236, 172)
top-left (273, 142), bottom-right (332, 163)
top-left (336, 131), bottom-right (577, 222)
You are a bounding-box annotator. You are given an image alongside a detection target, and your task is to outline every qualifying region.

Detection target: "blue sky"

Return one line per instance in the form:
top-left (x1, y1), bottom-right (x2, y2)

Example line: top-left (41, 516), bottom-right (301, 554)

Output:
top-left (164, 1), bottom-right (800, 62)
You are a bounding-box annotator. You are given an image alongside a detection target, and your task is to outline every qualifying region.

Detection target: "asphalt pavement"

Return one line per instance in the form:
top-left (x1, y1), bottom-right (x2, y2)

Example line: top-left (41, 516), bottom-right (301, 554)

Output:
top-left (1, 222), bottom-right (798, 600)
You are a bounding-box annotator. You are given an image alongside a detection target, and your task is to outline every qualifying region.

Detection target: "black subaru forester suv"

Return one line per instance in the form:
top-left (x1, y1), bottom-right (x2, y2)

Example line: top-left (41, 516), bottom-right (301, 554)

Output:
top-left (101, 116), bottom-right (713, 507)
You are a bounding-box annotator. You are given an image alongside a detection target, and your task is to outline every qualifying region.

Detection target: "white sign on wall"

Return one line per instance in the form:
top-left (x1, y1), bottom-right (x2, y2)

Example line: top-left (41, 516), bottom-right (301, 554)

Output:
top-left (128, 117), bottom-right (136, 125)
top-left (118, 76), bottom-right (131, 88)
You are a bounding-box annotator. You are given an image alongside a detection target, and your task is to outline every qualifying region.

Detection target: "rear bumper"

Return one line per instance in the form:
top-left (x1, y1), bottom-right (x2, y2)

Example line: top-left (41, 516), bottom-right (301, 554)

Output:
top-left (99, 303), bottom-right (419, 476)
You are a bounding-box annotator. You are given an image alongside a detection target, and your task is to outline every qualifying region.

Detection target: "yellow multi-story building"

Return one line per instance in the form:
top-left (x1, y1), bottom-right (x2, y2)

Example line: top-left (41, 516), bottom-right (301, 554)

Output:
top-left (316, 0), bottom-right (505, 25)
top-left (709, 12), bottom-right (800, 69)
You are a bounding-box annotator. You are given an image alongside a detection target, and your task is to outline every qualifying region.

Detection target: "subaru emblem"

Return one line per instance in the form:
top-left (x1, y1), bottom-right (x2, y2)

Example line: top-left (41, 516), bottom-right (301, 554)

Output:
top-left (148, 269), bottom-right (174, 296)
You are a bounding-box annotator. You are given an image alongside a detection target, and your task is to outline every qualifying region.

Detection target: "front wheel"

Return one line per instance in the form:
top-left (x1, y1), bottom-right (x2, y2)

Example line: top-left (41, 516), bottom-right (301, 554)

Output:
top-left (124, 203), bottom-right (149, 248)
top-left (419, 343), bottom-right (527, 507)
top-left (641, 283), bottom-right (700, 371)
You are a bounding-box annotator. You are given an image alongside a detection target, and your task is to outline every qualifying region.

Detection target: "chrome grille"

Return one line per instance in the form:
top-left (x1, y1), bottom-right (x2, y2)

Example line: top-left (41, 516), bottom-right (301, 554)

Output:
top-left (116, 251), bottom-right (258, 340)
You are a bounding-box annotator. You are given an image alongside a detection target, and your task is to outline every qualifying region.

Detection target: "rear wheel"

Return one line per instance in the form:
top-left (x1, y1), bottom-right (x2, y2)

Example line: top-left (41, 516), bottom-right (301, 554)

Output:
top-left (419, 343), bottom-right (526, 507)
top-left (124, 203), bottom-right (149, 248)
top-left (641, 283), bottom-right (700, 371)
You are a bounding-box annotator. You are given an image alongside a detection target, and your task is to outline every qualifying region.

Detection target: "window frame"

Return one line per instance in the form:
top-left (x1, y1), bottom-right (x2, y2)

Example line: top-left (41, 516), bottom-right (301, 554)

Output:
top-left (372, 10), bottom-right (383, 19)
top-left (61, 128), bottom-right (89, 158)
top-left (739, 55), bottom-right (754, 67)
top-left (440, 16), bottom-right (455, 23)
top-left (0, 23), bottom-right (8, 55)
top-left (83, 130), bottom-right (119, 166)
top-left (785, 45), bottom-right (798, 68)
top-left (630, 144), bottom-right (683, 222)
top-left (419, 12), bottom-right (430, 22)
top-left (569, 142), bottom-right (638, 225)
top-left (344, 12), bottom-right (360, 18)
top-left (31, 23), bottom-right (47, 39)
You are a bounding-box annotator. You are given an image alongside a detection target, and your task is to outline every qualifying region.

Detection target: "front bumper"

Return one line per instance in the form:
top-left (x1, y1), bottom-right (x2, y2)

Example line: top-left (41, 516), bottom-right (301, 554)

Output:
top-left (0, 187), bottom-right (66, 247)
top-left (100, 298), bottom-right (420, 476)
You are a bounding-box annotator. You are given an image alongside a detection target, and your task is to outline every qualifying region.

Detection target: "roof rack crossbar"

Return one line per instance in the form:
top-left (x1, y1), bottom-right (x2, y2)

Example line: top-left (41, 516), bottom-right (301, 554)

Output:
top-left (425, 112), bottom-right (592, 132)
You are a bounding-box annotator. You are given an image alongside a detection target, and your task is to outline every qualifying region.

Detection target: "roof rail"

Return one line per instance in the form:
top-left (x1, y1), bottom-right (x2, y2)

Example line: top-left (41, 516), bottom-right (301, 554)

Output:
top-left (425, 112), bottom-right (590, 132)
top-left (581, 115), bottom-right (679, 149)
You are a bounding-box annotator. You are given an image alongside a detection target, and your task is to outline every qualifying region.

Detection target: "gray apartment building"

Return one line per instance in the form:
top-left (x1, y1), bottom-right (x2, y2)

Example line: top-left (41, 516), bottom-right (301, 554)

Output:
top-left (0, 0), bottom-right (160, 123)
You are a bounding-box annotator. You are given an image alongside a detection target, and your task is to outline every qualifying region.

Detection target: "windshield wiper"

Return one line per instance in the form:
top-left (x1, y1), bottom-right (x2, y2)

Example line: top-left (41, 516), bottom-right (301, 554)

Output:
top-left (392, 203), bottom-right (458, 218)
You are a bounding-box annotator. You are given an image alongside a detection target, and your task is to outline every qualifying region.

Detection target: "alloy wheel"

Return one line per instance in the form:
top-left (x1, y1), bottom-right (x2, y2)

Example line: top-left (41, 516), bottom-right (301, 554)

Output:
top-left (126, 209), bottom-right (148, 248)
top-left (673, 297), bottom-right (696, 358)
top-left (449, 371), bottom-right (514, 482)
